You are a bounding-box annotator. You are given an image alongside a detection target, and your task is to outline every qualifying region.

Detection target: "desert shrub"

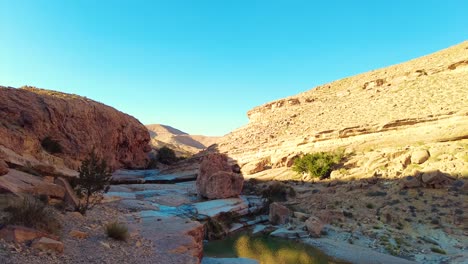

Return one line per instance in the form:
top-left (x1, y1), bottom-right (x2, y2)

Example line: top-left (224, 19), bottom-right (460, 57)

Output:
top-left (261, 181), bottom-right (296, 202)
top-left (41, 136), bottom-right (63, 154)
top-left (105, 221), bottom-right (128, 241)
top-left (146, 157), bottom-right (158, 169)
top-left (75, 150), bottom-right (112, 214)
top-left (292, 151), bottom-right (344, 179)
top-left (4, 196), bottom-right (61, 234)
top-left (157, 146), bottom-right (178, 165)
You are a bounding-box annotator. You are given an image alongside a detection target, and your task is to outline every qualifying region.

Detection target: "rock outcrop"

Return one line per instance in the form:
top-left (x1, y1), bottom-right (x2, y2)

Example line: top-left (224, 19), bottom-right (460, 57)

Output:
top-left (0, 226), bottom-right (59, 243)
top-left (0, 86), bottom-right (150, 171)
top-left (196, 153), bottom-right (244, 199)
top-left (0, 169), bottom-right (65, 198)
top-left (215, 41), bottom-right (468, 178)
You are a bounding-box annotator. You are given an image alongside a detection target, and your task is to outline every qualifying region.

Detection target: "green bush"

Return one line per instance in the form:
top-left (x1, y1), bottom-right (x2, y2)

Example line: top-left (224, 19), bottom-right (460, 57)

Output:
top-left (75, 150), bottom-right (112, 214)
top-left (41, 136), bottom-right (63, 154)
top-left (4, 196), bottom-right (61, 234)
top-left (157, 146), bottom-right (178, 165)
top-left (292, 151), bottom-right (344, 179)
top-left (105, 221), bottom-right (128, 241)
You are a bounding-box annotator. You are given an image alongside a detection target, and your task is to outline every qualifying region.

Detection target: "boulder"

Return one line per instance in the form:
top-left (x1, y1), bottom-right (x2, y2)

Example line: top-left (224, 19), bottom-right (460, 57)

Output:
top-left (305, 216), bottom-right (324, 237)
top-left (31, 237), bottom-right (64, 253)
top-left (0, 160), bottom-right (8, 176)
top-left (293, 211), bottom-right (311, 221)
top-left (402, 175), bottom-right (421, 188)
top-left (269, 203), bottom-right (291, 225)
top-left (411, 150), bottom-right (430, 164)
top-left (197, 154), bottom-right (244, 199)
top-left (421, 170), bottom-right (455, 188)
top-left (0, 225), bottom-right (58, 243)
top-left (69, 230), bottom-right (88, 239)
top-left (55, 177), bottom-right (80, 209)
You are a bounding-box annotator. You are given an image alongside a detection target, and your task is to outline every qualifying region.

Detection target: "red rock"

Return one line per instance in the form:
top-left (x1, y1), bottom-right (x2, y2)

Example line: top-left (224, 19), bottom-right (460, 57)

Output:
top-left (269, 202), bottom-right (291, 225)
top-left (69, 230), bottom-right (88, 239)
top-left (55, 177), bottom-right (80, 209)
top-left (0, 86), bottom-right (150, 170)
top-left (0, 159), bottom-right (8, 176)
top-left (196, 154), bottom-right (244, 199)
top-left (0, 169), bottom-right (65, 198)
top-left (31, 237), bottom-right (64, 253)
top-left (0, 225), bottom-right (58, 243)
top-left (402, 175), bottom-right (421, 188)
top-left (305, 216), bottom-right (324, 237)
top-left (421, 170), bottom-right (455, 188)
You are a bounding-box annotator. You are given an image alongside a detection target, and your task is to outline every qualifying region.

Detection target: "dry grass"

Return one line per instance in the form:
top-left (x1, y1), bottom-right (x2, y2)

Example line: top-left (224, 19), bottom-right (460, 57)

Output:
top-left (105, 222), bottom-right (129, 241)
top-left (4, 195), bottom-right (61, 235)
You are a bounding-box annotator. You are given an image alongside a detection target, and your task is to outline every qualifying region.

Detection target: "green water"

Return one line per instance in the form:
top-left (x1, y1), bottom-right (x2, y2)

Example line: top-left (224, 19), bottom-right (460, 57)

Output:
top-left (204, 232), bottom-right (347, 264)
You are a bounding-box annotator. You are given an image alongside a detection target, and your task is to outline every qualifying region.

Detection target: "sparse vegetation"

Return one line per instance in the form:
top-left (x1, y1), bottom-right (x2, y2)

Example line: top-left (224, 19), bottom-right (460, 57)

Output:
top-left (4, 195), bottom-right (61, 234)
top-left (75, 150), bottom-right (112, 214)
top-left (366, 203), bottom-right (375, 209)
top-left (146, 157), bottom-right (158, 169)
top-left (41, 136), bottom-right (63, 154)
top-left (292, 150), bottom-right (344, 179)
top-left (105, 221), bottom-right (129, 241)
top-left (431, 247), bottom-right (446, 254)
top-left (156, 146), bottom-right (178, 165)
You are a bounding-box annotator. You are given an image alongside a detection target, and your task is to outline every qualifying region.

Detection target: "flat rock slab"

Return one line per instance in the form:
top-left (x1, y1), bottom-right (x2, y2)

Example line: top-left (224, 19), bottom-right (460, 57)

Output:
top-left (111, 169), bottom-right (197, 184)
top-left (193, 196), bottom-right (265, 219)
top-left (0, 169), bottom-right (65, 198)
top-left (304, 238), bottom-right (418, 264)
top-left (202, 257), bottom-right (259, 264)
top-left (126, 212), bottom-right (203, 264)
top-left (270, 228), bottom-right (308, 239)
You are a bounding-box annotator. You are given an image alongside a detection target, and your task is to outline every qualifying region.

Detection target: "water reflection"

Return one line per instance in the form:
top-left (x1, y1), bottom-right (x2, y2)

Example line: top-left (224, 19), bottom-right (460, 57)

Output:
top-left (204, 232), bottom-right (346, 264)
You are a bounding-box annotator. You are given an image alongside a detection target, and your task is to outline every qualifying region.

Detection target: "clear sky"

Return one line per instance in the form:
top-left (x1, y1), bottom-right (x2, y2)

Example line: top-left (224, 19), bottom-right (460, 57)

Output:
top-left (0, 1), bottom-right (466, 136)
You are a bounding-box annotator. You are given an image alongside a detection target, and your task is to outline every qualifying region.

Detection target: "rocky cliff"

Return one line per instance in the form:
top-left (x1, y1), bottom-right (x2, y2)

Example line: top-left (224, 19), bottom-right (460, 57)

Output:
top-left (0, 86), bottom-right (150, 173)
top-left (217, 41), bottom-right (468, 177)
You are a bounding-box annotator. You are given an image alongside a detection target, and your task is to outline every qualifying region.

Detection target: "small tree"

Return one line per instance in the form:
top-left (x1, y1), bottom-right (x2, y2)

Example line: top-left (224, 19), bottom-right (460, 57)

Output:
top-left (157, 146), bottom-right (178, 165)
top-left (75, 150), bottom-right (111, 214)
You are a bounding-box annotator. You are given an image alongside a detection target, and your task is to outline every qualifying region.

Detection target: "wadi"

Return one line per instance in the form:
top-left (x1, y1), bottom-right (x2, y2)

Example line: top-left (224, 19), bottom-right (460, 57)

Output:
top-left (0, 41), bottom-right (466, 264)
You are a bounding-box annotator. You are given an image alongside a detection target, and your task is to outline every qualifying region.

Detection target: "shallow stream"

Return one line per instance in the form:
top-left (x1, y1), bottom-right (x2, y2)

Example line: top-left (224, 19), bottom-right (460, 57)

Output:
top-left (204, 231), bottom-right (348, 264)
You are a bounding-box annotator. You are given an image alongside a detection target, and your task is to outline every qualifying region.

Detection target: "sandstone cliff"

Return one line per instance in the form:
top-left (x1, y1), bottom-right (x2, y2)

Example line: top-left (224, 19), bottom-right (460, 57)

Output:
top-left (217, 41), bottom-right (468, 177)
top-left (146, 124), bottom-right (219, 156)
top-left (0, 86), bottom-right (150, 173)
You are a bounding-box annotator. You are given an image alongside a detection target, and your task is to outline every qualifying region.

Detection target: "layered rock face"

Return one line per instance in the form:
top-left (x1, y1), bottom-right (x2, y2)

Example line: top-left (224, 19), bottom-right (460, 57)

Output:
top-left (217, 41), bottom-right (468, 177)
top-left (0, 86), bottom-right (150, 171)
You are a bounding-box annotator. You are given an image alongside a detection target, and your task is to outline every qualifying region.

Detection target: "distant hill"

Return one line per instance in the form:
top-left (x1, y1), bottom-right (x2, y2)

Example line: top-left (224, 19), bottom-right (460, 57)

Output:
top-left (146, 124), bottom-right (219, 156)
top-left (217, 41), bottom-right (468, 177)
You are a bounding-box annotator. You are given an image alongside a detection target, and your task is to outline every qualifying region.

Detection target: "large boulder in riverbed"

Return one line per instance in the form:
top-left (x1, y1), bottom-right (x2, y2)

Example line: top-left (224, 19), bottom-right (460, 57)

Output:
top-left (196, 153), bottom-right (244, 199)
top-left (305, 216), bottom-right (324, 238)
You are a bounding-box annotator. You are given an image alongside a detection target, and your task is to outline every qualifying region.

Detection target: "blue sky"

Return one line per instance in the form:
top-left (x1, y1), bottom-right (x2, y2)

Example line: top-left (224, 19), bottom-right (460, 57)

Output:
top-left (0, 1), bottom-right (466, 136)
